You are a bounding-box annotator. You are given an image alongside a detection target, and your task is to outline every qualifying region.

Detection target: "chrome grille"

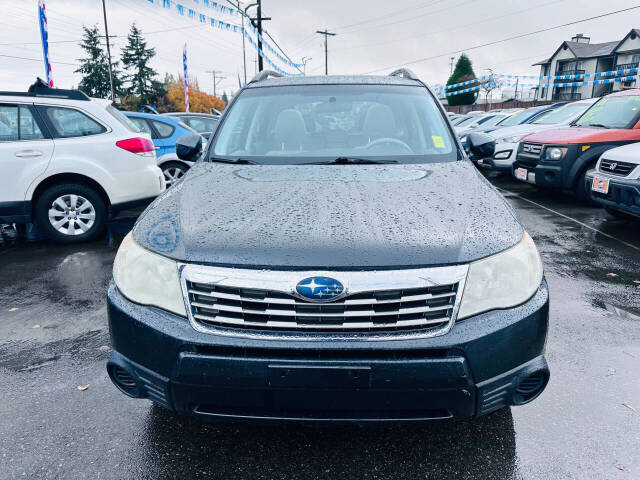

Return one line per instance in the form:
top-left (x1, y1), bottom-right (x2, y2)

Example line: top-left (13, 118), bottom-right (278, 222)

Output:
top-left (180, 264), bottom-right (468, 338)
top-left (521, 143), bottom-right (543, 157)
top-left (599, 159), bottom-right (636, 177)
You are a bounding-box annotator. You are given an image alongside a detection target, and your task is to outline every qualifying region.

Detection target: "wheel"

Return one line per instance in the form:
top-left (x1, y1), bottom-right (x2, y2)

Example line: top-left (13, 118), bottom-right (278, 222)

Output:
top-left (35, 183), bottom-right (106, 244)
top-left (161, 162), bottom-right (188, 187)
top-left (574, 170), bottom-right (598, 206)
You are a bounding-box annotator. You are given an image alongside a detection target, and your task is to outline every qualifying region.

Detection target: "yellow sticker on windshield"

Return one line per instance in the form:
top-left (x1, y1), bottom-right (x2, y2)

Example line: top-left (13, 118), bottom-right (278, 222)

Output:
top-left (432, 135), bottom-right (446, 149)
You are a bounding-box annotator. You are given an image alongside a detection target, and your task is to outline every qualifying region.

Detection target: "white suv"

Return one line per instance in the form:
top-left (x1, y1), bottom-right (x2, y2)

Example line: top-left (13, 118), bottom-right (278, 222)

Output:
top-left (0, 83), bottom-right (165, 243)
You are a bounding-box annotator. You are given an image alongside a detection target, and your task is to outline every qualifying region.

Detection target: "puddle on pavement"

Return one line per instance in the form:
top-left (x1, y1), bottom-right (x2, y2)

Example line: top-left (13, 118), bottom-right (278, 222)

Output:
top-left (593, 300), bottom-right (640, 322)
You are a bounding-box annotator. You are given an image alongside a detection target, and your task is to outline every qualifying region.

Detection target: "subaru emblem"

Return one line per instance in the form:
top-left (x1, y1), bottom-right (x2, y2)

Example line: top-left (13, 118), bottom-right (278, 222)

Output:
top-left (295, 277), bottom-right (345, 302)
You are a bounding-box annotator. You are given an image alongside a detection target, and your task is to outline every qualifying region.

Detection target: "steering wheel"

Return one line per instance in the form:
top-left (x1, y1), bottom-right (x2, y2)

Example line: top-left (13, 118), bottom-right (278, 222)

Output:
top-left (365, 137), bottom-right (413, 153)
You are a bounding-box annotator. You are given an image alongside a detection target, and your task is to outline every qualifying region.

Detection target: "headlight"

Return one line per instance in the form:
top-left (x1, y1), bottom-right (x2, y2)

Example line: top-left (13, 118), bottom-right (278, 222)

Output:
top-left (460, 136), bottom-right (467, 143)
top-left (457, 231), bottom-right (543, 320)
top-left (113, 232), bottom-right (186, 316)
top-left (499, 135), bottom-right (523, 144)
top-left (546, 147), bottom-right (567, 160)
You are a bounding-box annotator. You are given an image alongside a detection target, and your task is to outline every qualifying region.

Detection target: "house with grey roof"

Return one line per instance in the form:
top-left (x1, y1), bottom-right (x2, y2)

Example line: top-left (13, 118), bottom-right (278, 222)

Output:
top-left (534, 30), bottom-right (640, 102)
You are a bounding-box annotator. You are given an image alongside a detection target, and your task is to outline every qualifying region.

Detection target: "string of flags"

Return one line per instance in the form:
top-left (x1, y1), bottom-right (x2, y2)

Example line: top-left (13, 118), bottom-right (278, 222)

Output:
top-left (145, 0), bottom-right (300, 75)
top-left (436, 75), bottom-right (639, 98)
top-left (436, 67), bottom-right (639, 93)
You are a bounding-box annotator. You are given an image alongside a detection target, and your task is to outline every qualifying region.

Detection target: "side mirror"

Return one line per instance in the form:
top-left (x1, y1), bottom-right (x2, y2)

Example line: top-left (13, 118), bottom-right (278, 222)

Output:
top-left (176, 134), bottom-right (203, 162)
top-left (467, 132), bottom-right (495, 159)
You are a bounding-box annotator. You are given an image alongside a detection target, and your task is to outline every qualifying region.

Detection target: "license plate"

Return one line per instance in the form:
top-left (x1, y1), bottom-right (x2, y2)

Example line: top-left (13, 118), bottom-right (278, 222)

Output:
top-left (591, 176), bottom-right (610, 194)
top-left (515, 168), bottom-right (528, 180)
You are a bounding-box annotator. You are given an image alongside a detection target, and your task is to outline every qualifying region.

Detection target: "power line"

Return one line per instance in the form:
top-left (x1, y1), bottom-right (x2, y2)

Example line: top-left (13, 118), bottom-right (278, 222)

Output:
top-left (0, 53), bottom-right (78, 66)
top-left (364, 4), bottom-right (640, 74)
top-left (331, 0), bottom-right (446, 32)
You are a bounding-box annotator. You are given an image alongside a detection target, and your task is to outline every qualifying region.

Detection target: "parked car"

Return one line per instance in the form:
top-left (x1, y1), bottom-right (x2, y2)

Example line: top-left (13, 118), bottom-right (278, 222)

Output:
top-left (454, 113), bottom-right (503, 134)
top-left (0, 81), bottom-right (164, 243)
top-left (586, 142), bottom-right (640, 219)
top-left (479, 98), bottom-right (598, 172)
top-left (107, 69), bottom-right (549, 422)
top-left (458, 112), bottom-right (518, 149)
top-left (162, 112), bottom-right (219, 140)
top-left (513, 89), bottom-right (640, 202)
top-left (451, 114), bottom-right (471, 126)
top-left (124, 112), bottom-right (201, 187)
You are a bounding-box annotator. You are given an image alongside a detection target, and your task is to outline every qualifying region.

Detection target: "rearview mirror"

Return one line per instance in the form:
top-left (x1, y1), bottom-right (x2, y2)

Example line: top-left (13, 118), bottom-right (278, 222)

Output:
top-left (467, 132), bottom-right (495, 160)
top-left (176, 134), bottom-right (203, 162)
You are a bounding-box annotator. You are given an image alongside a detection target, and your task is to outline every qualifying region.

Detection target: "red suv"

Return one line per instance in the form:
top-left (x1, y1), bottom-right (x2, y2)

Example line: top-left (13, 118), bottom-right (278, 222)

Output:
top-left (513, 89), bottom-right (640, 202)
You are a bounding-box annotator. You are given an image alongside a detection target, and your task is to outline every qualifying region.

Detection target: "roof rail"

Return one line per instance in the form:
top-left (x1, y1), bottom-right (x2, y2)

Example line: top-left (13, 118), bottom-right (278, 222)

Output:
top-left (0, 78), bottom-right (91, 101)
top-left (388, 68), bottom-right (418, 80)
top-left (249, 70), bottom-right (283, 84)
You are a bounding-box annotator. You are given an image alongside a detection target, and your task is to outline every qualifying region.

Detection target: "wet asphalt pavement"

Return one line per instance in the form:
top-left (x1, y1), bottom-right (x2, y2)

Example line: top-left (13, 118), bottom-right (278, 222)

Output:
top-left (1, 174), bottom-right (639, 479)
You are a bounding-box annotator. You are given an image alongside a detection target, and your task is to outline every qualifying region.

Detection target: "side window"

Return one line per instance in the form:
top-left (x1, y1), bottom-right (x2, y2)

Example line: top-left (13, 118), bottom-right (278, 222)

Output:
top-left (0, 105), bottom-right (19, 141)
top-left (42, 106), bottom-right (106, 138)
top-left (189, 117), bottom-right (217, 133)
top-left (19, 106), bottom-right (45, 140)
top-left (129, 117), bottom-right (155, 137)
top-left (151, 120), bottom-right (175, 138)
top-left (0, 105), bottom-right (44, 141)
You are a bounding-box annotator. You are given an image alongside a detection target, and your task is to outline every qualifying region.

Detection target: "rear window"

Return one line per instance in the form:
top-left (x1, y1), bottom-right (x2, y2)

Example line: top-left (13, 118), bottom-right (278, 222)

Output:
top-left (107, 105), bottom-right (140, 132)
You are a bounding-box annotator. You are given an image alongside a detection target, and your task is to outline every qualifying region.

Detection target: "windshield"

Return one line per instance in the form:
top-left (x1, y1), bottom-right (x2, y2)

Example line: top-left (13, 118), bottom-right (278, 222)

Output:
top-left (480, 114), bottom-right (508, 127)
top-left (452, 116), bottom-right (469, 125)
top-left (532, 102), bottom-right (591, 125)
top-left (212, 84), bottom-right (457, 164)
top-left (574, 95), bottom-right (640, 129)
top-left (497, 109), bottom-right (538, 127)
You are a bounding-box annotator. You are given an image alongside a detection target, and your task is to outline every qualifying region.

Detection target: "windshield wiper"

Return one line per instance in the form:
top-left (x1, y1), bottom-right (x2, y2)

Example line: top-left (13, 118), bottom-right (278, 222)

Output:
top-left (585, 123), bottom-right (610, 129)
top-left (209, 157), bottom-right (257, 164)
top-left (306, 157), bottom-right (398, 165)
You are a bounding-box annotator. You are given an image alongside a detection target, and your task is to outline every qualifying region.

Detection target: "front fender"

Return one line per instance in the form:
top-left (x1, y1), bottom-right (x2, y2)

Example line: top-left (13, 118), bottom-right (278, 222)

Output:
top-left (565, 143), bottom-right (630, 189)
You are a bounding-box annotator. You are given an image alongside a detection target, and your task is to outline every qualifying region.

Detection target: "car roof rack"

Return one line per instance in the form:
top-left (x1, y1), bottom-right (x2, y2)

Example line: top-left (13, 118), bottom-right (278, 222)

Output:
top-left (0, 78), bottom-right (91, 101)
top-left (388, 68), bottom-right (418, 80)
top-left (249, 70), bottom-right (283, 84)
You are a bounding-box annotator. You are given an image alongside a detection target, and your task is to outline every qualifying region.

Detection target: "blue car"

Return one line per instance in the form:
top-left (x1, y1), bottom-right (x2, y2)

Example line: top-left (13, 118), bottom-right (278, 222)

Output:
top-left (124, 112), bottom-right (201, 187)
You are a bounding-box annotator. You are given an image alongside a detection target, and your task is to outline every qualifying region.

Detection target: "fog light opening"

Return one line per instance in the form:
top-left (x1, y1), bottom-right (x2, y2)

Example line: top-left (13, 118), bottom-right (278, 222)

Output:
top-left (514, 370), bottom-right (547, 405)
top-left (108, 364), bottom-right (140, 397)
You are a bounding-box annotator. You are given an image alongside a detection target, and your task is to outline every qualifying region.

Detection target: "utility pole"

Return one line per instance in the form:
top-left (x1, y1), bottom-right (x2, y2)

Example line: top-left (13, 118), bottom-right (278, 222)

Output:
top-left (449, 56), bottom-right (455, 75)
top-left (316, 29), bottom-right (336, 75)
top-left (206, 70), bottom-right (226, 97)
top-left (101, 0), bottom-right (116, 101)
top-left (514, 76), bottom-right (519, 102)
top-left (238, 1), bottom-right (247, 84)
top-left (245, 1), bottom-right (270, 72)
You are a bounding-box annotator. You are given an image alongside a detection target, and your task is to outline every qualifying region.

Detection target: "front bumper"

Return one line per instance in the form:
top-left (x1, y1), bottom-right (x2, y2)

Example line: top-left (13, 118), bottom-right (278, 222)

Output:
top-left (585, 169), bottom-right (640, 217)
top-left (107, 280), bottom-right (550, 422)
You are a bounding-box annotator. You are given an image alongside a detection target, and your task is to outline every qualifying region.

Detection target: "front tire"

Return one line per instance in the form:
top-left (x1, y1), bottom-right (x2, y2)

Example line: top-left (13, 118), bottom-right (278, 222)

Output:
top-left (161, 162), bottom-right (188, 187)
top-left (35, 183), bottom-right (107, 244)
top-left (574, 170), bottom-right (598, 206)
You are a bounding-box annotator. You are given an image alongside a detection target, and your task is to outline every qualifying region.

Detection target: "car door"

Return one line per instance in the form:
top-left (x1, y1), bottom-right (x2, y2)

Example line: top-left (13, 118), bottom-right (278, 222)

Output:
top-left (149, 119), bottom-right (177, 157)
top-left (0, 103), bottom-right (54, 205)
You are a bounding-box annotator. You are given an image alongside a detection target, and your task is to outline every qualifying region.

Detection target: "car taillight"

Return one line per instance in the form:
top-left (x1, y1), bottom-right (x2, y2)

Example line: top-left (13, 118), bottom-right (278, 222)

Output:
top-left (116, 137), bottom-right (155, 155)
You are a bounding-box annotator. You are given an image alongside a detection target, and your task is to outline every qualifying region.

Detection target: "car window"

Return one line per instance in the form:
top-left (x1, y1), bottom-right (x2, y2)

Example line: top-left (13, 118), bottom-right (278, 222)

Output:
top-left (480, 114), bottom-right (508, 127)
top-left (497, 109), bottom-right (539, 127)
top-left (213, 84), bottom-right (456, 164)
top-left (42, 106), bottom-right (106, 138)
top-left (129, 117), bottom-right (154, 136)
top-left (532, 103), bottom-right (590, 125)
top-left (0, 105), bottom-right (45, 141)
top-left (107, 105), bottom-right (139, 132)
top-left (574, 95), bottom-right (640, 129)
top-left (455, 116), bottom-right (479, 127)
top-left (19, 106), bottom-right (45, 140)
top-left (151, 120), bottom-right (175, 138)
top-left (187, 117), bottom-right (218, 133)
top-left (0, 105), bottom-right (19, 141)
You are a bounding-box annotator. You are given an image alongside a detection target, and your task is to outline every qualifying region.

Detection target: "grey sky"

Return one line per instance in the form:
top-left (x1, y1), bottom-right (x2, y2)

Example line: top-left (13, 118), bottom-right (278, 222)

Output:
top-left (0, 0), bottom-right (637, 96)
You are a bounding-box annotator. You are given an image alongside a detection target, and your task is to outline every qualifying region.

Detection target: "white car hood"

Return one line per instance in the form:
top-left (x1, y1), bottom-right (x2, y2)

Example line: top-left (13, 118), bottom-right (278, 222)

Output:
top-left (489, 123), bottom-right (557, 140)
top-left (600, 142), bottom-right (640, 164)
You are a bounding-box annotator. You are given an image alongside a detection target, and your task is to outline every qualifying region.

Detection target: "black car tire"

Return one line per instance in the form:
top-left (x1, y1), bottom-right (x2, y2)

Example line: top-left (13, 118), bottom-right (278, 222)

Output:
top-left (161, 161), bottom-right (189, 187)
top-left (574, 171), bottom-right (598, 206)
top-left (35, 183), bottom-right (107, 244)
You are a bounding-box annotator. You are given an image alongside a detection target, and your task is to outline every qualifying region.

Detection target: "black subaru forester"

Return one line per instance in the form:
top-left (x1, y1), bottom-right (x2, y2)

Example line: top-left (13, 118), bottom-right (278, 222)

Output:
top-left (107, 70), bottom-right (549, 422)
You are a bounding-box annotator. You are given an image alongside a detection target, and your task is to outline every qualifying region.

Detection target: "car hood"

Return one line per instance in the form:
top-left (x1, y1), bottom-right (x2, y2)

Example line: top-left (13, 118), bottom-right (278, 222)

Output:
top-left (133, 161), bottom-right (523, 268)
top-left (489, 123), bottom-right (558, 140)
top-left (599, 142), bottom-right (640, 163)
top-left (522, 126), bottom-right (636, 144)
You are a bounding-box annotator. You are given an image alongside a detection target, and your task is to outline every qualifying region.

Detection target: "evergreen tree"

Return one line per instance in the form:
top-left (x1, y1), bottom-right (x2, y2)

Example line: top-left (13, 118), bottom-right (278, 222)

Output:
top-left (75, 25), bottom-right (122, 99)
top-left (120, 24), bottom-right (161, 104)
top-left (446, 54), bottom-right (477, 106)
